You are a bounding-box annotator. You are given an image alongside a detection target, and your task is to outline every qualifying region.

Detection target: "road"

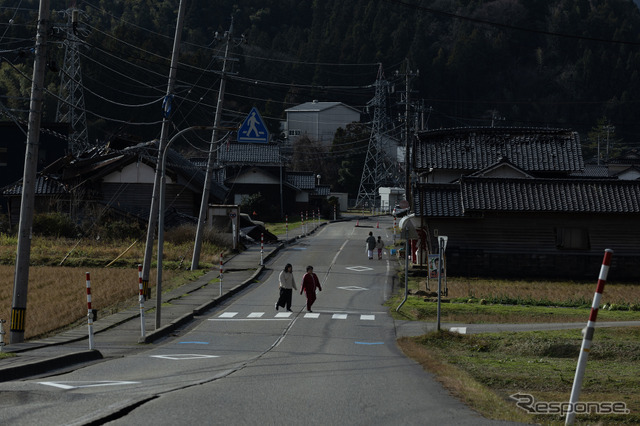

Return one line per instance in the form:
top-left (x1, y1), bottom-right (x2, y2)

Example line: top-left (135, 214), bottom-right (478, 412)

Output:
top-left (0, 219), bottom-right (517, 425)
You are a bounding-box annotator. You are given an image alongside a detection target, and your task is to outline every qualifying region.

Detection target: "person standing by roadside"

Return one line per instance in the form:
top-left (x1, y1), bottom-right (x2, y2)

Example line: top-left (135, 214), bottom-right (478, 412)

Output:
top-left (300, 265), bottom-right (322, 312)
top-left (276, 263), bottom-right (297, 312)
top-left (366, 231), bottom-right (376, 260)
top-left (376, 236), bottom-right (384, 260)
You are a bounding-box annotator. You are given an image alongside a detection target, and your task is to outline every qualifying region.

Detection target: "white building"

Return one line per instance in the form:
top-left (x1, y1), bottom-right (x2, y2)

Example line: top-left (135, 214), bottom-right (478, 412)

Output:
top-left (284, 100), bottom-right (361, 145)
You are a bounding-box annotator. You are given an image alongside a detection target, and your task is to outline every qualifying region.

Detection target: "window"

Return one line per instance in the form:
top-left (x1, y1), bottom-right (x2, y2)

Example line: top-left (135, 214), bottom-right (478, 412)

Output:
top-left (0, 147), bottom-right (6, 166)
top-left (556, 227), bottom-right (590, 250)
top-left (288, 129), bottom-right (301, 136)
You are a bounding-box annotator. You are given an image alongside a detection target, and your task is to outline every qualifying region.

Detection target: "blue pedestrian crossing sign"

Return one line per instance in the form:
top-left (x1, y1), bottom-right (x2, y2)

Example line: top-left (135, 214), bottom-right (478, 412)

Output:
top-left (237, 107), bottom-right (269, 143)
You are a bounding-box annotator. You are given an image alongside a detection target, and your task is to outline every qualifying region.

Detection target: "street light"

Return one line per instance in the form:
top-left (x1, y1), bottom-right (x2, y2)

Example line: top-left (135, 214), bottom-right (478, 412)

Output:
top-left (155, 125), bottom-right (211, 328)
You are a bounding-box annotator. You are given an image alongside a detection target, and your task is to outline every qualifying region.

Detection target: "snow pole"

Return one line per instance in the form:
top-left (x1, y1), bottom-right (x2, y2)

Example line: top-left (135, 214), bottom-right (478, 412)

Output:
top-left (285, 215), bottom-right (289, 240)
top-left (86, 272), bottom-right (95, 350)
top-left (566, 248), bottom-right (614, 425)
top-left (138, 264), bottom-right (145, 338)
top-left (219, 253), bottom-right (223, 296)
top-left (260, 233), bottom-right (264, 265)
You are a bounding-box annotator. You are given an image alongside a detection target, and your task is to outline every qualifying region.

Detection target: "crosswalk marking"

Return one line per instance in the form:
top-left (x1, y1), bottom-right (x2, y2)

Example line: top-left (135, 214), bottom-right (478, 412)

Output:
top-left (213, 312), bottom-right (376, 321)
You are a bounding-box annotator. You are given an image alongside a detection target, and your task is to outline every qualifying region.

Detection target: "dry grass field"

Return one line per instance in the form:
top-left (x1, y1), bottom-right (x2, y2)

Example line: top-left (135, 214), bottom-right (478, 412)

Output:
top-left (0, 265), bottom-right (181, 339)
top-left (420, 276), bottom-right (640, 306)
top-left (0, 231), bottom-right (225, 339)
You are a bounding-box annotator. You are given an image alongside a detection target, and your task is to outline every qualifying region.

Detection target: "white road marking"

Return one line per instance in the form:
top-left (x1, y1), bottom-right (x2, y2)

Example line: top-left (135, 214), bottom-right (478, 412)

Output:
top-left (211, 312), bottom-right (378, 321)
top-left (150, 354), bottom-right (220, 360)
top-left (337, 286), bottom-right (369, 291)
top-left (39, 381), bottom-right (140, 390)
top-left (346, 266), bottom-right (373, 272)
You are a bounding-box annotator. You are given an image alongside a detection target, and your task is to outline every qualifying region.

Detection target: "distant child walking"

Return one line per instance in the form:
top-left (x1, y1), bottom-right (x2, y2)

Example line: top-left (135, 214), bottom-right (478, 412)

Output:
top-left (366, 231), bottom-right (376, 260)
top-left (376, 236), bottom-right (384, 260)
top-left (300, 265), bottom-right (322, 312)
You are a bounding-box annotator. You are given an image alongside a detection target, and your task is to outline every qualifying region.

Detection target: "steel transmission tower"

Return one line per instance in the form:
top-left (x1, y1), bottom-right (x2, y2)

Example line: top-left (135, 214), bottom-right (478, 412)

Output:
top-left (356, 65), bottom-right (398, 210)
top-left (56, 8), bottom-right (89, 155)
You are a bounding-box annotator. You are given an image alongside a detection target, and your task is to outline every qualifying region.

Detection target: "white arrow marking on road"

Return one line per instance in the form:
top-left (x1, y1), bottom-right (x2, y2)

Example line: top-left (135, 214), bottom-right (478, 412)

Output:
top-left (39, 381), bottom-right (140, 390)
top-left (337, 286), bottom-right (369, 291)
top-left (346, 266), bottom-right (373, 272)
top-left (151, 354), bottom-right (220, 360)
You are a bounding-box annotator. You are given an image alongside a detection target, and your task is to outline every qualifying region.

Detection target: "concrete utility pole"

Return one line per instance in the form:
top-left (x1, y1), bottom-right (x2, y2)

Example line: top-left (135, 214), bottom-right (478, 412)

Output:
top-left (10, 0), bottom-right (50, 344)
top-left (192, 18), bottom-right (236, 270)
top-left (401, 60), bottom-right (419, 207)
top-left (141, 0), bottom-right (186, 315)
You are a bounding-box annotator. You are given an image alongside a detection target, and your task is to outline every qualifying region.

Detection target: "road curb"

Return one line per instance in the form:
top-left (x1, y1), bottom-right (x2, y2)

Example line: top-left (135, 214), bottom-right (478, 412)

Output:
top-left (139, 265), bottom-right (267, 344)
top-left (0, 350), bottom-right (103, 383)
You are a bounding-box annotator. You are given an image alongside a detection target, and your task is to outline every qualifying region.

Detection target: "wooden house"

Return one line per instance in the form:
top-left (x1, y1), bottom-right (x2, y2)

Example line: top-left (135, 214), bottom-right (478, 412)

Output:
top-left (408, 127), bottom-right (640, 280)
top-left (2, 140), bottom-right (227, 228)
top-left (212, 143), bottom-right (324, 219)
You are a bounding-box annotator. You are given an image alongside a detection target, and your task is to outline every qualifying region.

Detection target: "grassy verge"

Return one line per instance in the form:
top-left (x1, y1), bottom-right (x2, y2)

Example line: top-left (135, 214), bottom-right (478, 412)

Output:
top-left (388, 267), bottom-right (640, 424)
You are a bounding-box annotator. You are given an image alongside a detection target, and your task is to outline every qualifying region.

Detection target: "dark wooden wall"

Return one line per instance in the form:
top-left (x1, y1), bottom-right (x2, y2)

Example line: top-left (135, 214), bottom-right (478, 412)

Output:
top-left (422, 212), bottom-right (640, 281)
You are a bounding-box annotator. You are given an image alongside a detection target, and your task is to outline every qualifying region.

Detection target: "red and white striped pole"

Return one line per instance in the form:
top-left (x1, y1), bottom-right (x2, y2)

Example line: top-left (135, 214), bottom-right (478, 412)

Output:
top-left (260, 233), bottom-right (264, 265)
top-left (300, 212), bottom-right (304, 235)
top-left (138, 264), bottom-right (145, 338)
top-left (285, 215), bottom-right (289, 240)
top-left (85, 272), bottom-right (95, 350)
top-left (219, 253), bottom-right (223, 296)
top-left (566, 249), bottom-right (613, 425)
top-left (333, 205), bottom-right (336, 221)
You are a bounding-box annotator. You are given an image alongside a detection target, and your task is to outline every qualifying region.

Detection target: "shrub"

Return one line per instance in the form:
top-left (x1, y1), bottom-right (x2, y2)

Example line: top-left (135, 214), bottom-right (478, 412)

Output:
top-left (32, 212), bottom-right (78, 238)
top-left (164, 223), bottom-right (230, 247)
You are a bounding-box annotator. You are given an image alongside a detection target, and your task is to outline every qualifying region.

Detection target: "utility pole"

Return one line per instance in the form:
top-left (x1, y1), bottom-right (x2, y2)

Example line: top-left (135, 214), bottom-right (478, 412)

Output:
top-left (192, 18), bottom-right (237, 270)
top-left (399, 60), bottom-right (419, 206)
top-left (10, 0), bottom-right (50, 344)
top-left (140, 0), bottom-right (186, 328)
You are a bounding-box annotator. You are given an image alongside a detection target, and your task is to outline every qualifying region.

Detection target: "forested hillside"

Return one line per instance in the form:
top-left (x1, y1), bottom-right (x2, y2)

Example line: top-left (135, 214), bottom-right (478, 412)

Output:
top-left (2, 0), bottom-right (640, 155)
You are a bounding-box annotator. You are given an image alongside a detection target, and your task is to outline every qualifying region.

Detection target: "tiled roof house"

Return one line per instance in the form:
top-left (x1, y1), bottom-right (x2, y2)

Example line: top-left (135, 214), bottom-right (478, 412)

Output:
top-left (409, 127), bottom-right (640, 280)
top-left (211, 144), bottom-right (327, 218)
top-left (2, 140), bottom-right (227, 227)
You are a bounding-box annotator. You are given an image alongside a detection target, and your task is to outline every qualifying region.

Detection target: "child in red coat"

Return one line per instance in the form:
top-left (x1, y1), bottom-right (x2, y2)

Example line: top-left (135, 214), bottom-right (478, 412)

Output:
top-left (300, 265), bottom-right (322, 312)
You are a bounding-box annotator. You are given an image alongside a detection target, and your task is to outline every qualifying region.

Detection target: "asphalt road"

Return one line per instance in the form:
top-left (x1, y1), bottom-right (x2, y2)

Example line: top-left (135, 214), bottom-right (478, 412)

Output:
top-left (0, 218), bottom-right (519, 425)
